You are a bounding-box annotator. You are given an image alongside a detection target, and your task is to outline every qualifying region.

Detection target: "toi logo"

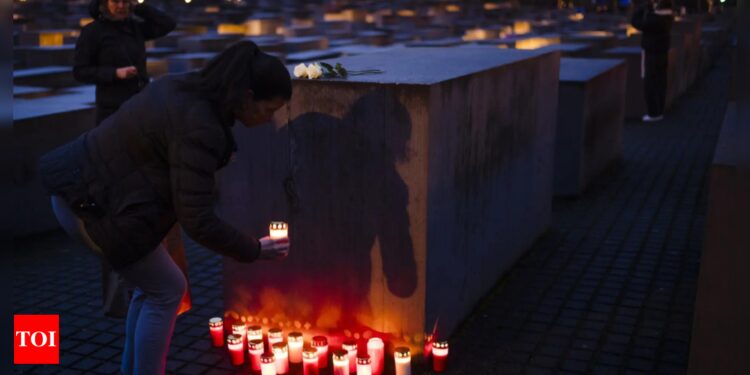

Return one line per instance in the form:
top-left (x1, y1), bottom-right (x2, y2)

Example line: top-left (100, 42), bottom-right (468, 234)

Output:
top-left (14, 315), bottom-right (59, 365)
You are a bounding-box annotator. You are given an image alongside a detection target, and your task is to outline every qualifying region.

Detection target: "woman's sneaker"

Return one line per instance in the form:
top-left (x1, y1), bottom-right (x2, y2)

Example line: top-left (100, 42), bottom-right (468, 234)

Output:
top-left (642, 114), bottom-right (664, 122)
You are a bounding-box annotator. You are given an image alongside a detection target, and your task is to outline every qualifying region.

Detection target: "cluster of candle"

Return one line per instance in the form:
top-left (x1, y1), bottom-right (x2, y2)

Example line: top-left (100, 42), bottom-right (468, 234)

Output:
top-left (208, 317), bottom-right (437, 374)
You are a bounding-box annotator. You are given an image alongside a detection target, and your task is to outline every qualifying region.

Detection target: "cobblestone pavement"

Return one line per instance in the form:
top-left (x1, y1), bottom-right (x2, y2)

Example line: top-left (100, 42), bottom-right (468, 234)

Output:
top-left (12, 52), bottom-right (728, 374)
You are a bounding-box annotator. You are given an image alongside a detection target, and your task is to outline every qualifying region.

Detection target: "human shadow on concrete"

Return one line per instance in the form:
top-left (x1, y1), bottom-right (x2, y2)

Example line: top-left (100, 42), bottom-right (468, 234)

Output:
top-left (226, 90), bottom-right (418, 336)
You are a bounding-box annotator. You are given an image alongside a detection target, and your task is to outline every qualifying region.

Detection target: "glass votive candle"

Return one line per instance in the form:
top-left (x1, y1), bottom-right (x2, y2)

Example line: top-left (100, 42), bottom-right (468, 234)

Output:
top-left (269, 221), bottom-right (288, 239)
top-left (332, 349), bottom-right (349, 375)
top-left (227, 334), bottom-right (244, 366)
top-left (312, 336), bottom-right (329, 368)
top-left (342, 339), bottom-right (357, 373)
top-left (232, 322), bottom-right (247, 346)
top-left (394, 347), bottom-right (411, 375)
top-left (303, 347), bottom-right (319, 375)
top-left (248, 325), bottom-right (264, 342)
top-left (208, 317), bottom-right (223, 347)
top-left (248, 339), bottom-right (264, 372)
top-left (367, 337), bottom-right (385, 375)
top-left (288, 332), bottom-right (304, 364)
top-left (432, 341), bottom-right (449, 372)
top-left (273, 342), bottom-right (290, 374)
top-left (269, 328), bottom-right (284, 346)
top-left (261, 352), bottom-right (277, 375)
top-left (357, 354), bottom-right (372, 375)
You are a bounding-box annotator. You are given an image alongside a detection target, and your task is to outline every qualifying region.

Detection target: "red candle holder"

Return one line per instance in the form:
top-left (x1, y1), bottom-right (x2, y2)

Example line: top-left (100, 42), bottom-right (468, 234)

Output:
top-left (342, 339), bottom-right (358, 373)
top-left (268, 328), bottom-right (284, 347)
top-left (227, 334), bottom-right (245, 366)
top-left (303, 347), bottom-right (319, 375)
top-left (208, 317), bottom-right (224, 347)
top-left (273, 342), bottom-right (290, 374)
top-left (288, 332), bottom-right (304, 364)
top-left (312, 336), bottom-right (329, 368)
top-left (248, 339), bottom-right (264, 372)
top-left (248, 325), bottom-right (263, 342)
top-left (432, 341), bottom-right (449, 372)
top-left (394, 347), bottom-right (411, 375)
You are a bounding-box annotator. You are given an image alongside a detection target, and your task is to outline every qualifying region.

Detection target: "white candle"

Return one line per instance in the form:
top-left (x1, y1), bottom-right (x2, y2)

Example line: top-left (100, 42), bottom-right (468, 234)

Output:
top-left (342, 340), bottom-right (357, 373)
top-left (248, 339), bottom-right (264, 372)
top-left (261, 353), bottom-right (277, 375)
top-left (208, 317), bottom-right (223, 347)
top-left (357, 354), bottom-right (372, 375)
top-left (232, 322), bottom-right (247, 348)
top-left (367, 337), bottom-right (385, 375)
top-left (332, 350), bottom-right (349, 375)
top-left (273, 343), bottom-right (289, 374)
top-left (269, 328), bottom-right (284, 347)
top-left (269, 221), bottom-right (288, 239)
top-left (248, 325), bottom-right (263, 342)
top-left (303, 348), bottom-right (319, 375)
top-left (312, 336), bottom-right (329, 368)
top-left (394, 347), bottom-right (411, 375)
top-left (288, 332), bottom-right (304, 364)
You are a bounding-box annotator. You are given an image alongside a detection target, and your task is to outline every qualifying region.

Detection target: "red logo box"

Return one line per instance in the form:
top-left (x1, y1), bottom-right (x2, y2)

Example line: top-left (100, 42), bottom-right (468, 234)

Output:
top-left (14, 315), bottom-right (60, 365)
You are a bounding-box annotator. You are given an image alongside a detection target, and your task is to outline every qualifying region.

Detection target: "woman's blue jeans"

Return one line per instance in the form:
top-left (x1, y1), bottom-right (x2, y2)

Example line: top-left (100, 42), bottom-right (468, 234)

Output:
top-left (51, 196), bottom-right (186, 375)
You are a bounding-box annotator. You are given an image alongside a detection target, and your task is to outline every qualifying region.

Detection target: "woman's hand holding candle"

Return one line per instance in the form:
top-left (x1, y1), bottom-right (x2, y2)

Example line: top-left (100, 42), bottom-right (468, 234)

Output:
top-left (259, 236), bottom-right (290, 260)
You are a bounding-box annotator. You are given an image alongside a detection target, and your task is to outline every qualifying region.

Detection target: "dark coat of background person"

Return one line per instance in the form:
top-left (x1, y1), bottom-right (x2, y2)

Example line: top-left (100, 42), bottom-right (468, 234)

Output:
top-left (38, 73), bottom-right (260, 271)
top-left (631, 5), bottom-right (673, 53)
top-left (74, 0), bottom-right (175, 124)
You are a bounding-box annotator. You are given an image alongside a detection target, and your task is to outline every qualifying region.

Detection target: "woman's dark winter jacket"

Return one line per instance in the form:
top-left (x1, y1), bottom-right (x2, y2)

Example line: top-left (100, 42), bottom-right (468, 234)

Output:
top-left (74, 0), bottom-right (175, 123)
top-left (38, 73), bottom-right (260, 270)
top-left (631, 6), bottom-right (674, 54)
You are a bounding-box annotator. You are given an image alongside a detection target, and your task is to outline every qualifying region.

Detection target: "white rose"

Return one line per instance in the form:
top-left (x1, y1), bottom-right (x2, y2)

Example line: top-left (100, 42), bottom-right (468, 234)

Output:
top-left (306, 63), bottom-right (323, 79)
top-left (293, 63), bottom-right (308, 78)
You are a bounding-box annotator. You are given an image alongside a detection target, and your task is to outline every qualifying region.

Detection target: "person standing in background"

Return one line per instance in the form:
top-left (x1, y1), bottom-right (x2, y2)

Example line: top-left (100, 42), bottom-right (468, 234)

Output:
top-left (74, 0), bottom-right (175, 125)
top-left (631, 0), bottom-right (674, 122)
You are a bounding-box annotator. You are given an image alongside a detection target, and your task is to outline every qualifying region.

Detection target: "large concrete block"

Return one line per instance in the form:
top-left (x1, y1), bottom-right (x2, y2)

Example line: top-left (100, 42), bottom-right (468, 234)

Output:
top-left (218, 47), bottom-right (559, 354)
top-left (688, 103), bottom-right (750, 375)
top-left (18, 45), bottom-right (76, 68)
top-left (562, 31), bottom-right (617, 52)
top-left (13, 66), bottom-right (78, 89)
top-left (554, 58), bottom-right (626, 196)
top-left (535, 43), bottom-right (595, 57)
top-left (167, 52), bottom-right (216, 73)
top-left (178, 34), bottom-right (243, 53)
top-left (283, 36), bottom-right (330, 53)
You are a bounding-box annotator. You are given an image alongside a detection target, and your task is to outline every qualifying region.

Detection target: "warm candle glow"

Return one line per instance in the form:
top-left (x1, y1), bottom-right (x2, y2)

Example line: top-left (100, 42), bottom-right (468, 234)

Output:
top-left (357, 354), bottom-right (372, 375)
top-left (367, 337), bottom-right (385, 375)
top-left (432, 341), bottom-right (449, 372)
top-left (227, 334), bottom-right (245, 366)
top-left (261, 353), bottom-right (277, 375)
top-left (342, 340), bottom-right (357, 373)
top-left (249, 339), bottom-right (264, 372)
top-left (269, 328), bottom-right (284, 346)
top-left (303, 348), bottom-right (319, 375)
top-left (208, 317), bottom-right (224, 347)
top-left (332, 350), bottom-right (349, 375)
top-left (312, 336), bottom-right (329, 368)
top-left (232, 322), bottom-right (247, 345)
top-left (248, 325), bottom-right (263, 341)
top-left (288, 332), bottom-right (304, 363)
top-left (394, 347), bottom-right (411, 375)
top-left (273, 343), bottom-right (289, 374)
top-left (269, 221), bottom-right (288, 239)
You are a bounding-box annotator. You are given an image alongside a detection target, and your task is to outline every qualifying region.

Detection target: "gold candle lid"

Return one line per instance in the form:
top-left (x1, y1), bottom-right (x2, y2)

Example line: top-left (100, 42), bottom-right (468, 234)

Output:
top-left (357, 354), bottom-right (371, 365)
top-left (394, 347), bottom-right (411, 358)
top-left (226, 334), bottom-right (242, 345)
top-left (433, 340), bottom-right (449, 349)
top-left (312, 335), bottom-right (328, 346)
top-left (273, 342), bottom-right (288, 353)
top-left (268, 328), bottom-right (283, 337)
top-left (332, 349), bottom-right (348, 361)
top-left (342, 339), bottom-right (357, 350)
top-left (261, 352), bottom-right (276, 363)
top-left (248, 339), bottom-right (264, 350)
top-left (208, 317), bottom-right (223, 327)
top-left (303, 347), bottom-right (318, 359)
top-left (288, 331), bottom-right (303, 342)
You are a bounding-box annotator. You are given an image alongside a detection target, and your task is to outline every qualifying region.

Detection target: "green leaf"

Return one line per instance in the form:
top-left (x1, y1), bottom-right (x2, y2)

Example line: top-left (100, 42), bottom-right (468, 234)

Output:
top-left (319, 62), bottom-right (335, 73)
top-left (335, 63), bottom-right (348, 78)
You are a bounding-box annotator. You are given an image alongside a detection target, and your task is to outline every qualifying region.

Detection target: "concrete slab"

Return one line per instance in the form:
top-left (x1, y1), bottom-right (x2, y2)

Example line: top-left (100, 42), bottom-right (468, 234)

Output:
top-left (555, 58), bottom-right (627, 196)
top-left (13, 66), bottom-right (78, 88)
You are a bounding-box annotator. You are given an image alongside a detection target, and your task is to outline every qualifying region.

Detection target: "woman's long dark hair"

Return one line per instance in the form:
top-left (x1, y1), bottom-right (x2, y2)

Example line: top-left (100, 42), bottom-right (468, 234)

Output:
top-left (187, 41), bottom-right (292, 120)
